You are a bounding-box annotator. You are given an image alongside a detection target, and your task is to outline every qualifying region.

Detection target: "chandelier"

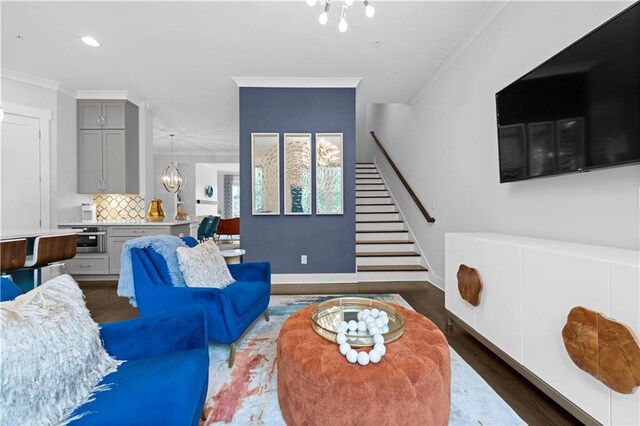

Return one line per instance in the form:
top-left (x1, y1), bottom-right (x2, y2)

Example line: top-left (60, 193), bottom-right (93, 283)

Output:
top-left (306, 0), bottom-right (375, 33)
top-left (162, 134), bottom-right (184, 193)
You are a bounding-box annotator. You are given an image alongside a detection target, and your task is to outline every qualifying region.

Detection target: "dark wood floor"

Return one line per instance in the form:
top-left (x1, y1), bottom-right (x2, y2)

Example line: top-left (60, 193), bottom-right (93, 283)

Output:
top-left (79, 280), bottom-right (580, 426)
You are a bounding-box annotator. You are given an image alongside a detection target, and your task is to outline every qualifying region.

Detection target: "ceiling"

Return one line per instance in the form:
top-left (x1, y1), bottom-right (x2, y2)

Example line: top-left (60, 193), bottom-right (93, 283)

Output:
top-left (1, 1), bottom-right (489, 154)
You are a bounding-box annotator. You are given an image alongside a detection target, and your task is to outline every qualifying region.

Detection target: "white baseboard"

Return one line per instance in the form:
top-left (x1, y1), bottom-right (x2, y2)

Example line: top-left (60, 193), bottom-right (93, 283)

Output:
top-left (272, 273), bottom-right (358, 285)
top-left (427, 271), bottom-right (444, 290)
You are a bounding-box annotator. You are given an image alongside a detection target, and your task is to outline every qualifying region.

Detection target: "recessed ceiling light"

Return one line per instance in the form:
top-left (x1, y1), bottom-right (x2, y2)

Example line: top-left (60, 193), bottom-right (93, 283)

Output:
top-left (373, 40), bottom-right (381, 48)
top-left (81, 36), bottom-right (101, 47)
top-left (16, 35), bottom-right (23, 41)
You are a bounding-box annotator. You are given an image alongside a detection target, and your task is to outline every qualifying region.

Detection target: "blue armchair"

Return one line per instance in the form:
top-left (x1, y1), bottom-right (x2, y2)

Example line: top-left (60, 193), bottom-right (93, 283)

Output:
top-left (1, 277), bottom-right (209, 425)
top-left (130, 239), bottom-right (271, 367)
top-left (72, 307), bottom-right (209, 425)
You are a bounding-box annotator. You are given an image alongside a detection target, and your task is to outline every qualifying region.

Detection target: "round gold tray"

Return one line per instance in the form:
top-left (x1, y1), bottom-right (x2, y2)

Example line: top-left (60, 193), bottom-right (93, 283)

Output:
top-left (311, 297), bottom-right (405, 347)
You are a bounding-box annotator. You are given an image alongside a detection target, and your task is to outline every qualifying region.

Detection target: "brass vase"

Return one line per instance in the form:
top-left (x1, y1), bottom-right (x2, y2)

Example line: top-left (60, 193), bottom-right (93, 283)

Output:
top-left (147, 199), bottom-right (166, 222)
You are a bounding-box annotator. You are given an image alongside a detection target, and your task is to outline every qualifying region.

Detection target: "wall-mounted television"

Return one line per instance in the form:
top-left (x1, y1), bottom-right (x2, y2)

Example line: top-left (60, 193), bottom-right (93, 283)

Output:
top-left (496, 3), bottom-right (639, 183)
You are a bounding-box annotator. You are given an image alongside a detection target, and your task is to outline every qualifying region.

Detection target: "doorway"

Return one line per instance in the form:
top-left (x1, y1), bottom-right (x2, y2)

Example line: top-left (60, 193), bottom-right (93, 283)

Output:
top-left (1, 107), bottom-right (49, 230)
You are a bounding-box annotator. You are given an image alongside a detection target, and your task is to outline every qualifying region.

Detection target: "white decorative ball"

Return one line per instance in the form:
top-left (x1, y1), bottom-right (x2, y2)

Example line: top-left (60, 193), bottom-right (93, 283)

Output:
top-left (368, 326), bottom-right (379, 335)
top-left (362, 309), bottom-right (371, 319)
top-left (373, 334), bottom-right (384, 344)
top-left (371, 308), bottom-right (380, 318)
top-left (357, 311), bottom-right (363, 321)
top-left (340, 321), bottom-right (348, 328)
top-left (348, 320), bottom-right (358, 331)
top-left (382, 325), bottom-right (389, 333)
top-left (375, 318), bottom-right (384, 328)
top-left (339, 342), bottom-right (351, 355)
top-left (382, 316), bottom-right (390, 326)
top-left (357, 321), bottom-right (367, 332)
top-left (337, 326), bottom-right (347, 335)
top-left (379, 310), bottom-right (388, 317)
top-left (365, 316), bottom-right (375, 325)
top-left (374, 343), bottom-right (386, 356)
top-left (346, 349), bottom-right (358, 363)
top-left (336, 333), bottom-right (347, 345)
top-left (357, 351), bottom-right (370, 366)
top-left (369, 349), bottom-right (382, 363)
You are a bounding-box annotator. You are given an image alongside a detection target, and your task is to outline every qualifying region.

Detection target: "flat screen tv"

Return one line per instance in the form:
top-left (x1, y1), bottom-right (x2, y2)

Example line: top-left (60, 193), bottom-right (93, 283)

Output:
top-left (496, 3), bottom-right (640, 183)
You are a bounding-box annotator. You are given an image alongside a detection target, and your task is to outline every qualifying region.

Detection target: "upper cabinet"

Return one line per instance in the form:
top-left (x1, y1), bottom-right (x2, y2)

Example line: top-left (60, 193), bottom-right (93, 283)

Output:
top-left (77, 100), bottom-right (139, 194)
top-left (78, 100), bottom-right (127, 129)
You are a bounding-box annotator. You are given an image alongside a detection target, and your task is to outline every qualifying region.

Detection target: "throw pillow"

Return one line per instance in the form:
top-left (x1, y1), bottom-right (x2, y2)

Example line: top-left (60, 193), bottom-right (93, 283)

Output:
top-left (176, 240), bottom-right (235, 288)
top-left (0, 274), bottom-right (122, 425)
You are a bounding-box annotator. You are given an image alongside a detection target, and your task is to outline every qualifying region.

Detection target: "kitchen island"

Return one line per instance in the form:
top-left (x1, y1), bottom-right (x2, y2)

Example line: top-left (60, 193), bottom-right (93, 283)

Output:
top-left (58, 221), bottom-right (198, 278)
top-left (1, 228), bottom-right (81, 240)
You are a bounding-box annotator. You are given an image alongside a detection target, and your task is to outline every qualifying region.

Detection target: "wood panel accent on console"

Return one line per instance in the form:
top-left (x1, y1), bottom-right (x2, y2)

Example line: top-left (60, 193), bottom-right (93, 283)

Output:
top-left (562, 306), bottom-right (640, 394)
top-left (457, 264), bottom-right (483, 306)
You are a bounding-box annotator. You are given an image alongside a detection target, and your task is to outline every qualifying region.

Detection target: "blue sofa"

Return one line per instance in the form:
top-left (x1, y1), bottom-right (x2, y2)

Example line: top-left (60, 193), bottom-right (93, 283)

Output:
top-left (130, 237), bottom-right (271, 367)
top-left (0, 278), bottom-right (209, 426)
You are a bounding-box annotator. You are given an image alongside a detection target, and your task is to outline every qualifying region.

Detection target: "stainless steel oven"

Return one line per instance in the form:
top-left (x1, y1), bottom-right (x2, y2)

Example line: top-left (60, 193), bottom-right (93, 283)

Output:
top-left (68, 226), bottom-right (107, 253)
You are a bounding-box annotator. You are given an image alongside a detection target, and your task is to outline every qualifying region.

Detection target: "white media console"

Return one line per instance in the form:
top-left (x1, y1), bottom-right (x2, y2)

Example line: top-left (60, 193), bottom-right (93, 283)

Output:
top-left (445, 233), bottom-right (639, 425)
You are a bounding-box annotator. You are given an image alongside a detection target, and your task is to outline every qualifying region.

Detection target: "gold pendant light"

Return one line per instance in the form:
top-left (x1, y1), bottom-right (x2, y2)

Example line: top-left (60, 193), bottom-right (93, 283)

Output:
top-left (162, 134), bottom-right (184, 193)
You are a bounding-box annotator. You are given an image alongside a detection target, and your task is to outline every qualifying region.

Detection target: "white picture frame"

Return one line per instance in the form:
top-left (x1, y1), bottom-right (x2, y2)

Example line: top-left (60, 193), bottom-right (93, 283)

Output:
top-left (251, 133), bottom-right (280, 215)
top-left (315, 133), bottom-right (343, 215)
top-left (284, 133), bottom-right (312, 215)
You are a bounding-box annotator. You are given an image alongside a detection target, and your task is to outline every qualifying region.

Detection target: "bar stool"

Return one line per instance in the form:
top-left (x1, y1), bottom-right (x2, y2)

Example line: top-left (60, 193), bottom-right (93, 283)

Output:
top-left (24, 234), bottom-right (77, 286)
top-left (0, 238), bottom-right (28, 281)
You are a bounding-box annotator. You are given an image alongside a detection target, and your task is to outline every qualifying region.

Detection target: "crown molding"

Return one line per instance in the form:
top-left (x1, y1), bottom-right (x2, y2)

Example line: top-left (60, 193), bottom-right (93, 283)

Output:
top-left (75, 90), bottom-right (129, 100)
top-left (1, 69), bottom-right (61, 91)
top-left (231, 76), bottom-right (363, 90)
top-left (407, 1), bottom-right (510, 106)
top-left (1, 69), bottom-right (143, 103)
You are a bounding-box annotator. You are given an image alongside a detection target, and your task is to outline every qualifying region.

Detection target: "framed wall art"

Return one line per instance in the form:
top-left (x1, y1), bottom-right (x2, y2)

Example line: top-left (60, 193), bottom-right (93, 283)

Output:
top-left (315, 133), bottom-right (343, 215)
top-left (284, 133), bottom-right (312, 215)
top-left (251, 133), bottom-right (280, 215)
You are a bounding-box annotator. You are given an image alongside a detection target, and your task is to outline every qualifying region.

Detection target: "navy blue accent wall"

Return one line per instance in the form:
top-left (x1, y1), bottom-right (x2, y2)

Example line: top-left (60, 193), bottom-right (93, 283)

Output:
top-left (239, 87), bottom-right (356, 274)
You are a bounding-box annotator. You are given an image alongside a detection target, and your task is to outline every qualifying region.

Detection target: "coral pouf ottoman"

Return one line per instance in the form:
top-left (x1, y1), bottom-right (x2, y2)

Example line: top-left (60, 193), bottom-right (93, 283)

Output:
top-left (276, 304), bottom-right (451, 426)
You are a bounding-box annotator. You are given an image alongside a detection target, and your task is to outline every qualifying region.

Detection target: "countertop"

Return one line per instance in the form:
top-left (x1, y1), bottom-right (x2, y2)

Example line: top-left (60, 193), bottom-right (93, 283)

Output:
top-left (58, 220), bottom-right (198, 227)
top-left (1, 228), bottom-right (82, 240)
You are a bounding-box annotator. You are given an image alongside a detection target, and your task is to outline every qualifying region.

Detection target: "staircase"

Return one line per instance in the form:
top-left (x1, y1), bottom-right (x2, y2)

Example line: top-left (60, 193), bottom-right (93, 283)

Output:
top-left (356, 163), bottom-right (429, 282)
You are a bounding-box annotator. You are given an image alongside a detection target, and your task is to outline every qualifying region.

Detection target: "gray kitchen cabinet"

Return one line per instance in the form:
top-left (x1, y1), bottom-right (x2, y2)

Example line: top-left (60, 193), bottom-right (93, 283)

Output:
top-left (66, 254), bottom-right (109, 275)
top-left (79, 101), bottom-right (103, 129)
top-left (77, 100), bottom-right (139, 194)
top-left (107, 225), bottom-right (185, 274)
top-left (78, 100), bottom-right (127, 130)
top-left (108, 237), bottom-right (129, 274)
top-left (78, 130), bottom-right (103, 193)
top-left (103, 130), bottom-right (127, 193)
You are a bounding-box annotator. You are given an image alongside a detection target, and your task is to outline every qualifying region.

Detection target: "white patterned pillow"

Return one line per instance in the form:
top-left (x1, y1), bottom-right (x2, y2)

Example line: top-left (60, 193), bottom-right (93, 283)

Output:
top-left (0, 274), bottom-right (122, 425)
top-left (176, 240), bottom-right (236, 288)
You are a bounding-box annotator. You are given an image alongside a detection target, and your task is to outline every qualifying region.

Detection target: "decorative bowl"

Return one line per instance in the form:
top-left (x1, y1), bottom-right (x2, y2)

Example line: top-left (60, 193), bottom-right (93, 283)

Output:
top-left (311, 297), bottom-right (405, 347)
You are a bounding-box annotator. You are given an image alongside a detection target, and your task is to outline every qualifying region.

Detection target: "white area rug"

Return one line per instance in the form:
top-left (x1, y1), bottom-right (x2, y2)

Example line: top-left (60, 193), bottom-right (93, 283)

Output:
top-left (201, 294), bottom-right (525, 425)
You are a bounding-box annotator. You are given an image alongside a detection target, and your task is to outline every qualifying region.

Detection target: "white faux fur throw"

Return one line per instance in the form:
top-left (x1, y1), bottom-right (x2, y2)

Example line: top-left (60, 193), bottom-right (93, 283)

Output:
top-left (0, 274), bottom-right (122, 425)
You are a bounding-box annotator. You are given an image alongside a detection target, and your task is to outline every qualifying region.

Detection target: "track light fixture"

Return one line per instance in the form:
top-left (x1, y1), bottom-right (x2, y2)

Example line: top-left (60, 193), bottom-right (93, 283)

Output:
top-left (307, 0), bottom-right (375, 33)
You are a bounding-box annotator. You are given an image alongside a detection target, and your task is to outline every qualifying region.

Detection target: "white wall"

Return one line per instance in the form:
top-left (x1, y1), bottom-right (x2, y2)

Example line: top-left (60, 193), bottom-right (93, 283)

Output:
top-left (356, 103), bottom-right (373, 163)
top-left (1, 77), bottom-right (92, 225)
top-left (56, 90), bottom-right (91, 223)
top-left (370, 1), bottom-right (639, 288)
top-left (195, 163), bottom-right (218, 216)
